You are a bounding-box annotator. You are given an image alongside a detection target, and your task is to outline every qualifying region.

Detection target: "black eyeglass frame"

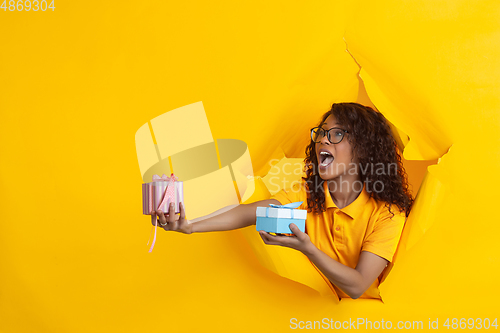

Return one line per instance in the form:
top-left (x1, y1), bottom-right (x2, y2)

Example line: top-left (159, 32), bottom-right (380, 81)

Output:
top-left (310, 127), bottom-right (349, 144)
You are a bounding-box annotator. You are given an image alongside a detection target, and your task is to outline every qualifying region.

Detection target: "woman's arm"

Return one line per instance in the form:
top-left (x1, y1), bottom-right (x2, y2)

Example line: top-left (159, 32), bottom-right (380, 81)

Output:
top-left (191, 199), bottom-right (280, 233)
top-left (154, 199), bottom-right (281, 234)
top-left (304, 247), bottom-right (388, 299)
top-left (259, 225), bottom-right (388, 299)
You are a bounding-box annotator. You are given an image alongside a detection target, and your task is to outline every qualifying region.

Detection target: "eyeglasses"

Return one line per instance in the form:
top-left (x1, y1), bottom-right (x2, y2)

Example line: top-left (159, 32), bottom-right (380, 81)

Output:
top-left (310, 127), bottom-right (349, 144)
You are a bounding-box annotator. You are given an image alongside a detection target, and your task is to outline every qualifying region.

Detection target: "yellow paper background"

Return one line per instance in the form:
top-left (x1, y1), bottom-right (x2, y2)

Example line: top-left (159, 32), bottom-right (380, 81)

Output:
top-left (1, 1), bottom-right (499, 332)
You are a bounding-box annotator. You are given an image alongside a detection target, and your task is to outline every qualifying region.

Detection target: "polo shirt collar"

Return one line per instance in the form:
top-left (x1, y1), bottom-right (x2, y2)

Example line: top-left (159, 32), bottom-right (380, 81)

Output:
top-left (323, 181), bottom-right (370, 220)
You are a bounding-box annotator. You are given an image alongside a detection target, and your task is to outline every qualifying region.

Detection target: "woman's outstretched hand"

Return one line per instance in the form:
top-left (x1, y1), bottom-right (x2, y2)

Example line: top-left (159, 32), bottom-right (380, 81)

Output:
top-left (258, 223), bottom-right (314, 255)
top-left (151, 202), bottom-right (193, 234)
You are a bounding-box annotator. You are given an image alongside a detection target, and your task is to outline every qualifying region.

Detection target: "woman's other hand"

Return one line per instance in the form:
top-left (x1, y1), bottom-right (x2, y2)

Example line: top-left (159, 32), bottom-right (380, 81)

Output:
top-left (258, 223), bottom-right (315, 255)
top-left (151, 202), bottom-right (192, 234)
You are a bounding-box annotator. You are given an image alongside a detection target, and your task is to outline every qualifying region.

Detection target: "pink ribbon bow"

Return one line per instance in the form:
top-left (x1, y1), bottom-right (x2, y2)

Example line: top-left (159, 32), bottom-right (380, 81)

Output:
top-left (148, 173), bottom-right (179, 252)
top-left (152, 174), bottom-right (175, 182)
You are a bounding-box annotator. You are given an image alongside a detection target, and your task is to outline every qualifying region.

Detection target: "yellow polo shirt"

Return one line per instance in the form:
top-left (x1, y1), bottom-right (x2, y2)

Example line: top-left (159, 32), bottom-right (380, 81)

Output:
top-left (270, 180), bottom-right (407, 300)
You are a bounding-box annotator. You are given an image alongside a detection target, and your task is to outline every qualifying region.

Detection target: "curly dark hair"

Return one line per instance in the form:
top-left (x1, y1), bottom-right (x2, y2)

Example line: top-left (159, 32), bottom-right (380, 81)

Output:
top-left (303, 102), bottom-right (414, 218)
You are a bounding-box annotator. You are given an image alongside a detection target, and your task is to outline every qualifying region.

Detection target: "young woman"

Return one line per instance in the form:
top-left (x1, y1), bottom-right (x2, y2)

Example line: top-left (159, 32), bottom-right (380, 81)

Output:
top-left (152, 102), bottom-right (414, 300)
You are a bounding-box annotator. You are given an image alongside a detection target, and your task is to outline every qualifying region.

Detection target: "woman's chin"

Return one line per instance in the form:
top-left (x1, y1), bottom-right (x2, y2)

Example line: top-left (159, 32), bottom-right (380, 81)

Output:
top-left (318, 169), bottom-right (334, 180)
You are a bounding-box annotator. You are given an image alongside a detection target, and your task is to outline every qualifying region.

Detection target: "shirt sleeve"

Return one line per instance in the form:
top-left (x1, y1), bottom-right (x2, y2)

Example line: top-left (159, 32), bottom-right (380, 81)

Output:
top-left (361, 208), bottom-right (406, 263)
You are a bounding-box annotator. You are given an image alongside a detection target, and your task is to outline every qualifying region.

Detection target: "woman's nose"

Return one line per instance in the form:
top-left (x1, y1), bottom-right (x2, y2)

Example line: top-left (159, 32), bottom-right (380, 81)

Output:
top-left (320, 132), bottom-right (330, 145)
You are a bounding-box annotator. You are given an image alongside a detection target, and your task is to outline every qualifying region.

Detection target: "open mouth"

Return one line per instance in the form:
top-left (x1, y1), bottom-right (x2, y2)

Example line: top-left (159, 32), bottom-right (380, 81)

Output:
top-left (319, 151), bottom-right (334, 168)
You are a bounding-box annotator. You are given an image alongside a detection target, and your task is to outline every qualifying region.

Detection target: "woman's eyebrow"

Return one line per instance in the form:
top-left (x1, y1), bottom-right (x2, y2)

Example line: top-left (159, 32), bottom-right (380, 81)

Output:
top-left (321, 123), bottom-right (341, 126)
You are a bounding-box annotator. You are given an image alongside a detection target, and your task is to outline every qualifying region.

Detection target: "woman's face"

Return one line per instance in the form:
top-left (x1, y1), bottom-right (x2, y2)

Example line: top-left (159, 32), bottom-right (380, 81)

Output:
top-left (315, 115), bottom-right (358, 180)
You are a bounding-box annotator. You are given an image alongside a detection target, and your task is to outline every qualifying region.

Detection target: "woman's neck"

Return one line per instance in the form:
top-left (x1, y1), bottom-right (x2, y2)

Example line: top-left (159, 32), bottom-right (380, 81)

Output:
top-left (326, 174), bottom-right (363, 209)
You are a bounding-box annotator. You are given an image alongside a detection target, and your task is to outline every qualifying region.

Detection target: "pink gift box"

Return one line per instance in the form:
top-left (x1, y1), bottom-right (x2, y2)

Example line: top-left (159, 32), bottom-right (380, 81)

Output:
top-left (142, 174), bottom-right (184, 215)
